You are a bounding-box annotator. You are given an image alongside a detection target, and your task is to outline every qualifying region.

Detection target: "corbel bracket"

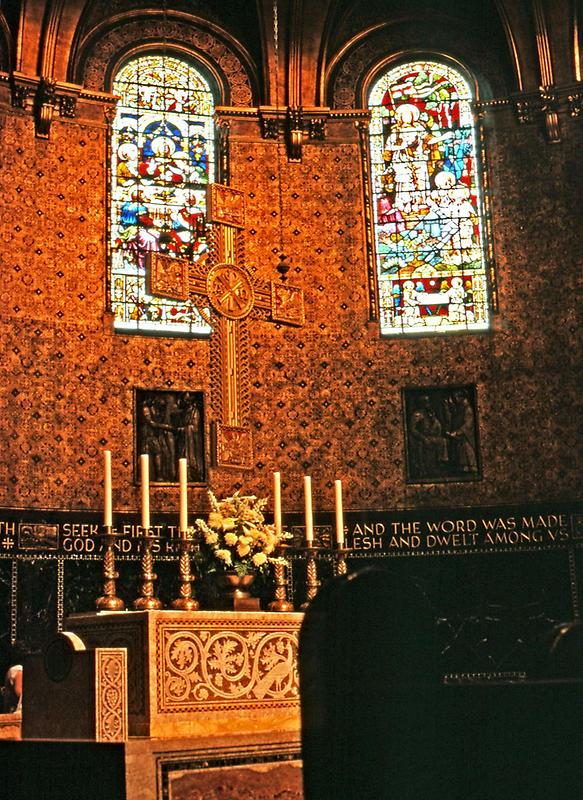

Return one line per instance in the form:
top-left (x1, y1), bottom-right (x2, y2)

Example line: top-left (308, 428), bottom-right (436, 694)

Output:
top-left (10, 73), bottom-right (81, 138)
top-left (258, 106), bottom-right (330, 161)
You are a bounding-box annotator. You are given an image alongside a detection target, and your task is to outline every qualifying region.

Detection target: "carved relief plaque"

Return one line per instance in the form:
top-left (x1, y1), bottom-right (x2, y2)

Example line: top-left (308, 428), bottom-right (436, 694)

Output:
top-left (207, 184), bottom-right (245, 228)
top-left (271, 282), bottom-right (305, 327)
top-left (157, 617), bottom-right (300, 715)
top-left (214, 422), bottom-right (254, 469)
top-left (207, 263), bottom-right (255, 320)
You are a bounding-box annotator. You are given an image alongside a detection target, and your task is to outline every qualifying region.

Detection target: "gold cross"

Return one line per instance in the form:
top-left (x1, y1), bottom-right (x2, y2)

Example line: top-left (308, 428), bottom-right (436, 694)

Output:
top-left (147, 183), bottom-right (305, 469)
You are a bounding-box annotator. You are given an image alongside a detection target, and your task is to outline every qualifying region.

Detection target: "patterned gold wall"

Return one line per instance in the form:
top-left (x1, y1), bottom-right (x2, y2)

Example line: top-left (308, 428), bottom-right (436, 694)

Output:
top-left (0, 96), bottom-right (580, 518)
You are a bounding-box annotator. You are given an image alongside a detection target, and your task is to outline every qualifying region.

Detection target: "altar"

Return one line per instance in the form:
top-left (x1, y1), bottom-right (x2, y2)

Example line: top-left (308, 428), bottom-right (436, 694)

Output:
top-left (67, 609), bottom-right (302, 739)
top-left (15, 610), bottom-right (304, 800)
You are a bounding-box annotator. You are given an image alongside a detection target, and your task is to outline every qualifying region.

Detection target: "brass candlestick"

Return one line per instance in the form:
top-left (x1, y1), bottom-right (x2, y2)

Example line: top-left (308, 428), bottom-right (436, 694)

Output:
top-left (300, 545), bottom-right (320, 610)
top-left (268, 548), bottom-right (293, 612)
top-left (133, 528), bottom-right (163, 610)
top-left (171, 532), bottom-right (199, 611)
top-left (96, 525), bottom-right (125, 611)
top-left (335, 546), bottom-right (351, 576)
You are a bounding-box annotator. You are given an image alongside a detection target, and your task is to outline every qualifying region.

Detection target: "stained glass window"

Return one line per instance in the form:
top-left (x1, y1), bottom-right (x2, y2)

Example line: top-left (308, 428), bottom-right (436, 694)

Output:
top-left (368, 61), bottom-right (490, 335)
top-left (110, 54), bottom-right (215, 334)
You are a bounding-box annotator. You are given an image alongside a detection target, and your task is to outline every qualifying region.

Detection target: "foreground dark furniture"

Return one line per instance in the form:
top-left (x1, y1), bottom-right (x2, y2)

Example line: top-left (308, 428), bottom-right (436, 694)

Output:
top-left (299, 567), bottom-right (583, 800)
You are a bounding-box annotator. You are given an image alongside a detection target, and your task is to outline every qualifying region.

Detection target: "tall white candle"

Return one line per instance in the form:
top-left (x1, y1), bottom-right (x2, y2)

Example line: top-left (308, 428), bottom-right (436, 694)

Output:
top-left (304, 475), bottom-right (314, 544)
top-left (334, 479), bottom-right (344, 546)
top-left (140, 453), bottom-right (150, 531)
top-left (103, 450), bottom-right (112, 528)
top-left (179, 458), bottom-right (188, 533)
top-left (273, 471), bottom-right (282, 537)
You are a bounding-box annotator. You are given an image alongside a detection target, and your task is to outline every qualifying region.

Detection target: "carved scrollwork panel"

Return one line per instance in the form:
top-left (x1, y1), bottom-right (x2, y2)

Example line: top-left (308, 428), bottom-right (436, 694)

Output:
top-left (95, 647), bottom-right (127, 742)
top-left (159, 622), bottom-right (300, 713)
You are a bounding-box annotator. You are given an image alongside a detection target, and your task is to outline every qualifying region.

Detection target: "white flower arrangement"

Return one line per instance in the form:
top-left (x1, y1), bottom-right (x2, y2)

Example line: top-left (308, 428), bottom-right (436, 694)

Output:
top-left (194, 490), bottom-right (291, 577)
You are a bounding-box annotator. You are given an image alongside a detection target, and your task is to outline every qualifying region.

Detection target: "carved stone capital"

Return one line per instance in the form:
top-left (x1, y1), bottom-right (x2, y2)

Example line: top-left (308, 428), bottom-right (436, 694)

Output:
top-left (514, 95), bottom-right (538, 125)
top-left (308, 117), bottom-right (327, 140)
top-left (258, 106), bottom-right (282, 139)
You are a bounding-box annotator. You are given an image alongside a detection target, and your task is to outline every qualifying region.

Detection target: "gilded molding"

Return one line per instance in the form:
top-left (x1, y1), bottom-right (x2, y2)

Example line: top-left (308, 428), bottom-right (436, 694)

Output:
top-left (531, 0), bottom-right (559, 141)
top-left (493, 0), bottom-right (524, 91)
top-left (532, 0), bottom-right (555, 88)
top-left (218, 105), bottom-right (369, 139)
top-left (356, 117), bottom-right (378, 323)
top-left (0, 12), bottom-right (11, 74)
top-left (575, 0), bottom-right (582, 82)
top-left (288, 0), bottom-right (303, 109)
top-left (39, 0), bottom-right (66, 79)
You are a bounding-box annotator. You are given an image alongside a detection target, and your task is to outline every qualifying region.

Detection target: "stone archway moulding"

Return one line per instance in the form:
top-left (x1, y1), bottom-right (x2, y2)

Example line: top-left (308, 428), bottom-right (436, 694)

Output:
top-left (75, 16), bottom-right (256, 107)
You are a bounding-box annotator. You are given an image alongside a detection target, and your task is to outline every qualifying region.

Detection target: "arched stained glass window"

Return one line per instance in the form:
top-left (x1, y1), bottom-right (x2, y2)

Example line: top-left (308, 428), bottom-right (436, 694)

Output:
top-left (368, 60), bottom-right (490, 335)
top-left (110, 54), bottom-right (215, 334)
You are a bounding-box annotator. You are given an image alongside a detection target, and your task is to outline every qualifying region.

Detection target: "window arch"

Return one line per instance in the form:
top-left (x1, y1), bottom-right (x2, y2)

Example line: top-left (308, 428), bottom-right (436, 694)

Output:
top-left (368, 60), bottom-right (491, 335)
top-left (110, 52), bottom-right (215, 334)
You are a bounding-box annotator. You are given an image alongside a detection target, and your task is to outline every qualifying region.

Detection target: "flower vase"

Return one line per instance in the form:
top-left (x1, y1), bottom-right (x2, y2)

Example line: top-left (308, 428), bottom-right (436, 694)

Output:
top-left (215, 571), bottom-right (260, 611)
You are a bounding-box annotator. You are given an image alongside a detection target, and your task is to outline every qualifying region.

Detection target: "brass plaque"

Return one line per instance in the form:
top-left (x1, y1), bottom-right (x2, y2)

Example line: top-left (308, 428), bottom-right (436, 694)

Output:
top-left (147, 252), bottom-right (190, 301)
top-left (271, 282), bottom-right (305, 327)
top-left (207, 183), bottom-right (246, 228)
top-left (214, 422), bottom-right (253, 469)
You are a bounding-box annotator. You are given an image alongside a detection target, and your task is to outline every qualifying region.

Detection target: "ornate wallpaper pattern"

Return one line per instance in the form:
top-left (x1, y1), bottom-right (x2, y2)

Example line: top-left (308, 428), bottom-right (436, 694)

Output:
top-left (0, 105), bottom-right (581, 517)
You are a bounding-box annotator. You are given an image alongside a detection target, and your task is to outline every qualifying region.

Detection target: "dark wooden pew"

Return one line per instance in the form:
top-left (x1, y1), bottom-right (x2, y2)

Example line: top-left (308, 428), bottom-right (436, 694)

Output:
top-left (299, 567), bottom-right (583, 800)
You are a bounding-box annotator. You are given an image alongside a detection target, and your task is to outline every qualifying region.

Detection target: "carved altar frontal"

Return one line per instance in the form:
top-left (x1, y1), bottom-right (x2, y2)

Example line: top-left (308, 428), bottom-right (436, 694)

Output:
top-left (67, 610), bottom-right (303, 738)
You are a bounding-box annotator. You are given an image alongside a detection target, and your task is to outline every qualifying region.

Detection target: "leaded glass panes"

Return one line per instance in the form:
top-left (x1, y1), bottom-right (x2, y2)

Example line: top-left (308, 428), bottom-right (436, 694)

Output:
top-left (110, 54), bottom-right (214, 334)
top-left (368, 61), bottom-right (490, 335)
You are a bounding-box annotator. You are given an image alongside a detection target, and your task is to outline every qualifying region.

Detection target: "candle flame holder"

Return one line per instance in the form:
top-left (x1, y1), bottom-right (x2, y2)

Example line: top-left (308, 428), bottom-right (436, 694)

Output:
top-left (268, 547), bottom-right (294, 612)
top-left (133, 528), bottom-right (164, 610)
top-left (95, 525), bottom-right (125, 611)
top-left (300, 545), bottom-right (320, 610)
top-left (171, 531), bottom-right (199, 611)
